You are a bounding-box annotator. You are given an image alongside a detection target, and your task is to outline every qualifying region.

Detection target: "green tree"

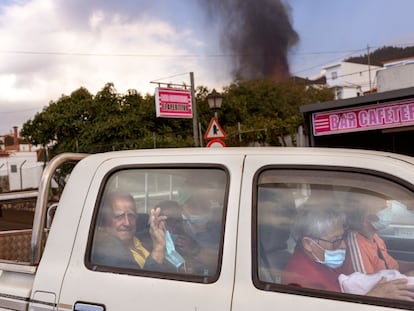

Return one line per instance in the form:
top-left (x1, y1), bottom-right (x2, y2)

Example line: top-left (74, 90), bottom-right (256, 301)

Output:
top-left (21, 79), bottom-right (333, 155)
top-left (21, 87), bottom-right (93, 154)
top-left (209, 78), bottom-right (333, 146)
top-left (21, 83), bottom-right (197, 156)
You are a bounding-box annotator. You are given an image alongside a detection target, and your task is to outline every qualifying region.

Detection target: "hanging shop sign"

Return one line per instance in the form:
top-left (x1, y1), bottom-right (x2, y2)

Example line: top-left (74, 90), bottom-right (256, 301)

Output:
top-left (313, 99), bottom-right (414, 136)
top-left (155, 87), bottom-right (192, 118)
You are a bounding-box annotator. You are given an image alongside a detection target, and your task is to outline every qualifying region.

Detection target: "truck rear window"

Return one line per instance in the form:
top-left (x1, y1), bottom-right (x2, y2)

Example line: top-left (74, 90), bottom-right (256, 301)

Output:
top-left (87, 167), bottom-right (227, 283)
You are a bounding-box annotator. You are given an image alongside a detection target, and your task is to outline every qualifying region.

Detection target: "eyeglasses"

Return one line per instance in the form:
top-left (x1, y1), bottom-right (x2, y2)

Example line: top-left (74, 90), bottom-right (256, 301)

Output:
top-left (314, 234), bottom-right (346, 249)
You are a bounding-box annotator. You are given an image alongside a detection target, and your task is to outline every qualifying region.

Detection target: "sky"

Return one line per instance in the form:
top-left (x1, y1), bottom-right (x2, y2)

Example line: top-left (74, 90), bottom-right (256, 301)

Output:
top-left (1, 0), bottom-right (414, 135)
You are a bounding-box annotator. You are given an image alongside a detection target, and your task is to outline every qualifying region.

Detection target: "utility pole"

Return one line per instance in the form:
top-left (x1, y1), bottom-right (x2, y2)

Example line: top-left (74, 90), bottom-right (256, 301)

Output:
top-left (367, 45), bottom-right (372, 92)
top-left (190, 72), bottom-right (200, 147)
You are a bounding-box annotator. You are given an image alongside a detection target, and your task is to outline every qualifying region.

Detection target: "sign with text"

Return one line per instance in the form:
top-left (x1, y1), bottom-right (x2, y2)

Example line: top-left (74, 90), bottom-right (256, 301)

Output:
top-left (155, 87), bottom-right (192, 118)
top-left (313, 99), bottom-right (414, 136)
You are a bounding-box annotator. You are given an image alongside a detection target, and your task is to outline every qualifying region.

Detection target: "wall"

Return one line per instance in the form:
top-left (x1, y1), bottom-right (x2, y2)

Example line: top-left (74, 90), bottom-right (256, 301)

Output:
top-left (324, 62), bottom-right (381, 99)
top-left (377, 63), bottom-right (414, 92)
top-left (0, 152), bottom-right (43, 191)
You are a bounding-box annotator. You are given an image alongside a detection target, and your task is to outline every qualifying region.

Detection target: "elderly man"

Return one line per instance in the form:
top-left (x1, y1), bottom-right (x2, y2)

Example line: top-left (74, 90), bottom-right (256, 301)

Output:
top-left (282, 204), bottom-right (414, 300)
top-left (92, 191), bottom-right (167, 270)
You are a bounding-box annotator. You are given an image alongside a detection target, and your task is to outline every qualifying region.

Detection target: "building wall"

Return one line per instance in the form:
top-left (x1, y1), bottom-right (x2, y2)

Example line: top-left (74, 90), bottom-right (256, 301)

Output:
top-left (377, 63), bottom-right (414, 92)
top-left (324, 62), bottom-right (381, 99)
top-left (324, 63), bottom-right (342, 88)
top-left (0, 152), bottom-right (43, 191)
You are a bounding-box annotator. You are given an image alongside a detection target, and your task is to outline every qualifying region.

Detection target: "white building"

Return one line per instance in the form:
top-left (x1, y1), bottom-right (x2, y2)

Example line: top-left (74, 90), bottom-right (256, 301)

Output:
top-left (323, 61), bottom-right (382, 99)
top-left (0, 152), bottom-right (44, 192)
top-left (376, 57), bottom-right (414, 93)
top-left (0, 127), bottom-right (44, 192)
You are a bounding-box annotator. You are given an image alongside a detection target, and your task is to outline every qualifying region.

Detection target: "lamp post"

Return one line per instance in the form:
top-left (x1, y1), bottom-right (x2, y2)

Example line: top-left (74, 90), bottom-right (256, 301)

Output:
top-left (207, 89), bottom-right (223, 118)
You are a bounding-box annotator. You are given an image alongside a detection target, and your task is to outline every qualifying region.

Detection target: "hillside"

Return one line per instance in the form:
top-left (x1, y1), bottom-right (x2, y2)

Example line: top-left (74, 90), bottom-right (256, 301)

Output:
top-left (345, 46), bottom-right (414, 66)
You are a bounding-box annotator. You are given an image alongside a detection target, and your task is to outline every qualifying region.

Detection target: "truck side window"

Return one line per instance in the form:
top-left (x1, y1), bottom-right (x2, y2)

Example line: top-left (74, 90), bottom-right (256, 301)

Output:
top-left (88, 167), bottom-right (227, 283)
top-left (254, 168), bottom-right (414, 307)
top-left (257, 184), bottom-right (297, 283)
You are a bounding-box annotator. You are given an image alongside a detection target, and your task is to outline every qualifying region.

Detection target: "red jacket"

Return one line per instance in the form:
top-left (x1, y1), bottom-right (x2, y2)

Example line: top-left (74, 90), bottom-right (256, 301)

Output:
top-left (282, 248), bottom-right (341, 292)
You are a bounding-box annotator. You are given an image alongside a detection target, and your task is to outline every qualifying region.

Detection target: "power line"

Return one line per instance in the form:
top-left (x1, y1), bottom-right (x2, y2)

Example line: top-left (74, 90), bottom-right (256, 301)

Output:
top-left (292, 52), bottom-right (362, 75)
top-left (150, 72), bottom-right (190, 83)
top-left (326, 66), bottom-right (381, 81)
top-left (2, 42), bottom-right (414, 84)
top-left (291, 49), bottom-right (368, 75)
top-left (0, 50), bottom-right (236, 58)
top-left (292, 43), bottom-right (414, 57)
top-left (291, 43), bottom-right (414, 75)
top-left (291, 47), bottom-right (366, 56)
top-left (2, 41), bottom-right (414, 59)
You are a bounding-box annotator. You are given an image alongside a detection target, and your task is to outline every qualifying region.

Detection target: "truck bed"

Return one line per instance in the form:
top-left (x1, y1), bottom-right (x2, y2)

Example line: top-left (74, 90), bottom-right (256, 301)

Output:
top-left (0, 229), bottom-right (47, 264)
top-left (0, 229), bottom-right (32, 263)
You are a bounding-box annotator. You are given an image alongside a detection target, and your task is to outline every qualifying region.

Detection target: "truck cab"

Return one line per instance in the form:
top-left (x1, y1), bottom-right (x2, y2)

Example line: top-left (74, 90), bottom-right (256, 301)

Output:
top-left (2, 147), bottom-right (414, 310)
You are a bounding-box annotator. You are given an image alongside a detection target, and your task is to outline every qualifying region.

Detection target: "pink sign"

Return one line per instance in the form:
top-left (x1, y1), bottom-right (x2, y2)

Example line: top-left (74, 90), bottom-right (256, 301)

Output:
top-left (155, 87), bottom-right (192, 118)
top-left (313, 99), bottom-right (414, 136)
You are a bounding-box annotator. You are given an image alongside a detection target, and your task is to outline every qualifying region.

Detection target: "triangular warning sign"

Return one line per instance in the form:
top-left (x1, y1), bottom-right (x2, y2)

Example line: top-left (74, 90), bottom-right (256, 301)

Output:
top-left (204, 117), bottom-right (226, 140)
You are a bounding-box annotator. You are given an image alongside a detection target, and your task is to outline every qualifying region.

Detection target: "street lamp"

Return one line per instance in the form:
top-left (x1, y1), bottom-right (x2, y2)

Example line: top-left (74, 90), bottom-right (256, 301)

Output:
top-left (207, 89), bottom-right (223, 118)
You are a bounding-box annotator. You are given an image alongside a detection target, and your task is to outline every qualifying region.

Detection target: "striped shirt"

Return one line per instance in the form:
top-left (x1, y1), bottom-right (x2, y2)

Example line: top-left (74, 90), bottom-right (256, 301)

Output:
top-left (341, 230), bottom-right (398, 274)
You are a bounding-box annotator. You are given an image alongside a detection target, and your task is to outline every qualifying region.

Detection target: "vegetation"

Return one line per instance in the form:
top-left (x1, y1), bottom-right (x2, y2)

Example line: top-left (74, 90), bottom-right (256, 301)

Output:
top-left (346, 46), bottom-right (414, 66)
top-left (20, 79), bottom-right (333, 157)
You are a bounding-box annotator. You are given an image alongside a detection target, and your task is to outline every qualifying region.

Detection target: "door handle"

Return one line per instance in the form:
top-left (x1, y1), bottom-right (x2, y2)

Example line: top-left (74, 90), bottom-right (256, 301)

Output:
top-left (74, 302), bottom-right (105, 311)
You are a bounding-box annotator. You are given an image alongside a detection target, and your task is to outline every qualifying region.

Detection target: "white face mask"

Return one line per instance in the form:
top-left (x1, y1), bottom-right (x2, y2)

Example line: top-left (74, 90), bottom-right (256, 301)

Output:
top-left (371, 207), bottom-right (393, 231)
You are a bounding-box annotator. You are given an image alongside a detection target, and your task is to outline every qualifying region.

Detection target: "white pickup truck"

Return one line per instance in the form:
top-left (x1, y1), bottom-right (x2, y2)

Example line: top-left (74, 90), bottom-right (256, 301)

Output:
top-left (2, 147), bottom-right (414, 311)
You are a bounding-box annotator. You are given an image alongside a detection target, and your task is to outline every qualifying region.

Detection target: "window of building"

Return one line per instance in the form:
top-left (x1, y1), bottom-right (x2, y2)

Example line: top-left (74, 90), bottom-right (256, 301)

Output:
top-left (335, 88), bottom-right (343, 99)
top-left (331, 71), bottom-right (338, 80)
top-left (87, 167), bottom-right (227, 283)
top-left (254, 168), bottom-right (414, 309)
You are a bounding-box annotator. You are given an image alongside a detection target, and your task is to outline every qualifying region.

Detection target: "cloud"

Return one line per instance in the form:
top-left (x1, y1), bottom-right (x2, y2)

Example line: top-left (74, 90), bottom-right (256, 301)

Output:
top-left (0, 0), bottom-right (230, 134)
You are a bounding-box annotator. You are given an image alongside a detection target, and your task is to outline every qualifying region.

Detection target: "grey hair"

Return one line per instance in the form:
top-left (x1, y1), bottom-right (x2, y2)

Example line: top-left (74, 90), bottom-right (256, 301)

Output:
top-left (293, 204), bottom-right (345, 242)
top-left (345, 189), bottom-right (388, 231)
top-left (99, 191), bottom-right (136, 226)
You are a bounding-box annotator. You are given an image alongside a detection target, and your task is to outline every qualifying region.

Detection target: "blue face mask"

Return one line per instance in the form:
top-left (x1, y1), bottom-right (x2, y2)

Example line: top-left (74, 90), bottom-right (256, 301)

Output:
top-left (371, 207), bottom-right (393, 231)
top-left (312, 240), bottom-right (346, 269)
top-left (165, 230), bottom-right (185, 269)
top-left (170, 232), bottom-right (178, 244)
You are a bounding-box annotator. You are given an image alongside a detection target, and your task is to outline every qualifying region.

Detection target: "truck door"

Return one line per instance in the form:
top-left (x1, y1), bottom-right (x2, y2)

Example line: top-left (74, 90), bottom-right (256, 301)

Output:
top-left (232, 151), bottom-right (414, 311)
top-left (57, 153), bottom-right (243, 310)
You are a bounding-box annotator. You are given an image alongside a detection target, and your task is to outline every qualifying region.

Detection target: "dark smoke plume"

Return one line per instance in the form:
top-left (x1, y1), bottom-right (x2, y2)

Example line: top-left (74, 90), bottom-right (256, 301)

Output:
top-left (200, 0), bottom-right (298, 81)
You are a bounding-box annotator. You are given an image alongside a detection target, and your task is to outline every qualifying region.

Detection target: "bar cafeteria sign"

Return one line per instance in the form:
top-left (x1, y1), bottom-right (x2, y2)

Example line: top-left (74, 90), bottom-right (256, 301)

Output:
top-left (155, 87), bottom-right (192, 118)
top-left (313, 99), bottom-right (414, 136)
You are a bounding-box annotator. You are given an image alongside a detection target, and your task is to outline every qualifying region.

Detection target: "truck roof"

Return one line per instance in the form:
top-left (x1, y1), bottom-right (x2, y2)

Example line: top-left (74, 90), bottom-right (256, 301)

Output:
top-left (80, 147), bottom-right (414, 166)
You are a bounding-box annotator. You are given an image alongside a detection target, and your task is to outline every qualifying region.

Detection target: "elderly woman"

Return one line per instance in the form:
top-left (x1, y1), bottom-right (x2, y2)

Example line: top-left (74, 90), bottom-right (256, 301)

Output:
top-left (282, 202), bottom-right (414, 300)
top-left (282, 205), bottom-right (346, 291)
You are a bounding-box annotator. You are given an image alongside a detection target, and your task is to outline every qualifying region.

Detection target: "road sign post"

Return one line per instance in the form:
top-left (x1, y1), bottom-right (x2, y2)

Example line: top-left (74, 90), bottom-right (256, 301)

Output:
top-left (204, 117), bottom-right (226, 148)
top-left (204, 117), bottom-right (226, 140)
top-left (206, 138), bottom-right (226, 148)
